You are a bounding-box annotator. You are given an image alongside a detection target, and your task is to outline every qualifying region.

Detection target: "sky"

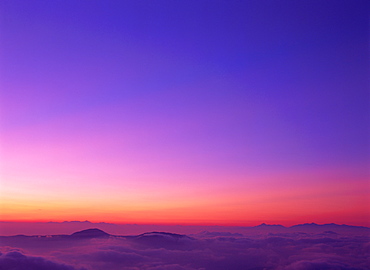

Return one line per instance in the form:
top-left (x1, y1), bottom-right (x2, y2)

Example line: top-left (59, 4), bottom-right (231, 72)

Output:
top-left (0, 0), bottom-right (369, 226)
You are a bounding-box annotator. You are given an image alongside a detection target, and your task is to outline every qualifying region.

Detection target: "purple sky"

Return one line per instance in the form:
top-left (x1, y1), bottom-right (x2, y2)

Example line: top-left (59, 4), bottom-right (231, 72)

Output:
top-left (0, 0), bottom-right (369, 225)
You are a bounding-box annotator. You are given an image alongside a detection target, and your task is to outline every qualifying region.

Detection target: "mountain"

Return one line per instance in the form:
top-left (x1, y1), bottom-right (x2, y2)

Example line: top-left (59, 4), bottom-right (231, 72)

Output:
top-left (288, 223), bottom-right (370, 234)
top-left (130, 232), bottom-right (194, 250)
top-left (254, 223), bottom-right (286, 228)
top-left (291, 223), bottom-right (368, 229)
top-left (70, 228), bottom-right (110, 238)
top-left (136, 231), bottom-right (190, 239)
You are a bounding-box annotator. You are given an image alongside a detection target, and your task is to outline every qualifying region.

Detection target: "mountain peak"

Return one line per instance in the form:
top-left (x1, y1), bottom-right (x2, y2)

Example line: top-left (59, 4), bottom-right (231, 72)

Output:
top-left (71, 228), bottom-right (110, 238)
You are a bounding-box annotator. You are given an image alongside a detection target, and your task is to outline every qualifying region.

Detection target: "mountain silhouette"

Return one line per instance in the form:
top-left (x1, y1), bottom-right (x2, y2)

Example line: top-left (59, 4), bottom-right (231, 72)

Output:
top-left (136, 231), bottom-right (190, 239)
top-left (130, 232), bottom-right (194, 250)
top-left (255, 223), bottom-right (286, 228)
top-left (70, 228), bottom-right (110, 238)
top-left (290, 223), bottom-right (368, 229)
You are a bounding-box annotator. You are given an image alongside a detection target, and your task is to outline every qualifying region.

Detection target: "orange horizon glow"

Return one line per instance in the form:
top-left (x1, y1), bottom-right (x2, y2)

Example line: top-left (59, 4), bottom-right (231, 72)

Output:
top-left (1, 0), bottom-right (369, 232)
top-left (1, 167), bottom-right (369, 227)
top-left (1, 218), bottom-right (369, 228)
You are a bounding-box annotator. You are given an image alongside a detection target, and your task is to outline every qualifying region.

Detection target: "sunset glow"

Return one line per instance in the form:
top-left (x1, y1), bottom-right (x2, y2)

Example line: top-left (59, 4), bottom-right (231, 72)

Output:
top-left (1, 0), bottom-right (369, 227)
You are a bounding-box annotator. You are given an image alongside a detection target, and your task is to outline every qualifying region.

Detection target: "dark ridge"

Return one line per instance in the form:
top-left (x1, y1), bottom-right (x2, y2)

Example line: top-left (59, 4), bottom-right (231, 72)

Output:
top-left (70, 228), bottom-right (110, 238)
top-left (255, 223), bottom-right (286, 228)
top-left (136, 231), bottom-right (188, 239)
top-left (291, 223), bottom-right (319, 227)
top-left (131, 232), bottom-right (194, 250)
top-left (290, 223), bottom-right (369, 229)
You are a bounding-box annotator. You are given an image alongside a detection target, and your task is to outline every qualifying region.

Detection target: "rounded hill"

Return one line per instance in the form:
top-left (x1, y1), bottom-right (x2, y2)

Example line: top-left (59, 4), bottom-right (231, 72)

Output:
top-left (71, 228), bottom-right (110, 238)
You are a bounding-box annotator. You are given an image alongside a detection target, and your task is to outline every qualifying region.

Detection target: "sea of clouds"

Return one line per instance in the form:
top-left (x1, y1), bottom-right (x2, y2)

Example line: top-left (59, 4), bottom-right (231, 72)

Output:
top-left (0, 227), bottom-right (369, 270)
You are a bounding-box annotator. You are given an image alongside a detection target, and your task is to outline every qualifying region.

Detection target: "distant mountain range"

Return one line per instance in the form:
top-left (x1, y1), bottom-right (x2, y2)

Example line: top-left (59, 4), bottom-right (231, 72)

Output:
top-left (0, 227), bottom-right (194, 250)
top-left (245, 222), bottom-right (370, 235)
top-left (253, 222), bottom-right (369, 229)
top-left (0, 221), bottom-right (368, 237)
top-left (49, 221), bottom-right (369, 229)
top-left (69, 228), bottom-right (192, 240)
top-left (1, 222), bottom-right (368, 239)
top-left (290, 222), bottom-right (368, 229)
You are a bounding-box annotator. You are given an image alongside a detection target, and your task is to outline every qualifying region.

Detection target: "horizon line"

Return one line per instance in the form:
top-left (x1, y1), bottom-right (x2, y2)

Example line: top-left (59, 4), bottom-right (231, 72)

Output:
top-left (1, 220), bottom-right (369, 228)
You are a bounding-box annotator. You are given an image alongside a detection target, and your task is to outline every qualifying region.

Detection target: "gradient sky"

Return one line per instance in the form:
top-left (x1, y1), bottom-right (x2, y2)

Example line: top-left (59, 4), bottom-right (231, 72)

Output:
top-left (0, 0), bottom-right (369, 226)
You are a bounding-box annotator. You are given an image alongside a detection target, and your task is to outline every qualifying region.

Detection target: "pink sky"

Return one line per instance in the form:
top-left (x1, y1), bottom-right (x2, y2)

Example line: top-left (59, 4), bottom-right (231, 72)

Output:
top-left (1, 0), bottom-right (369, 227)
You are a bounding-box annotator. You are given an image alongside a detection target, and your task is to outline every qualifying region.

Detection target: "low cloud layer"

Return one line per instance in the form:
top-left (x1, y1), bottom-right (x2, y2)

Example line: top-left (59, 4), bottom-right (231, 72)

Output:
top-left (1, 229), bottom-right (369, 270)
top-left (0, 251), bottom-right (85, 270)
